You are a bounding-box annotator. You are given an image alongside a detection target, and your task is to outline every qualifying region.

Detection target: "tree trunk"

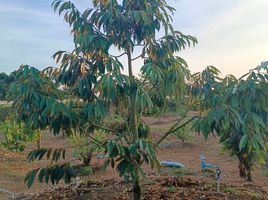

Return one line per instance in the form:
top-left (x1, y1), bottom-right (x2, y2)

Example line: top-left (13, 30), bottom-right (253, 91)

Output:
top-left (238, 160), bottom-right (246, 178)
top-left (127, 45), bottom-right (141, 200)
top-left (127, 46), bottom-right (133, 78)
top-left (37, 139), bottom-right (41, 149)
top-left (127, 45), bottom-right (138, 140)
top-left (83, 152), bottom-right (92, 166)
top-left (238, 156), bottom-right (253, 181)
top-left (246, 168), bottom-right (252, 182)
top-left (245, 163), bottom-right (253, 182)
top-left (133, 176), bottom-right (141, 200)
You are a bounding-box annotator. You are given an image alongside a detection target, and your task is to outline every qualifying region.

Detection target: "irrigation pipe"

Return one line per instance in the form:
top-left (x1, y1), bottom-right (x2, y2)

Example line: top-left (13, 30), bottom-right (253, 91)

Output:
top-left (159, 141), bottom-right (178, 148)
top-left (0, 188), bottom-right (16, 197)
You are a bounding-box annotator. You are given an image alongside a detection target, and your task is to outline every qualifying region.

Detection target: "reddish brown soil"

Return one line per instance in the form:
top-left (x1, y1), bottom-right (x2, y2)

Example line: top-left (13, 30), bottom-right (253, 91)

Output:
top-left (1, 113), bottom-right (268, 199)
top-left (25, 175), bottom-right (268, 200)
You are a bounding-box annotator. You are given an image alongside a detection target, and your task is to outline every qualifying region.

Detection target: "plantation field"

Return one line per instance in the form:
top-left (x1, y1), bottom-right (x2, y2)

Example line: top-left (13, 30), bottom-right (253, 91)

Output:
top-left (2, 0), bottom-right (268, 199)
top-left (1, 113), bottom-right (268, 199)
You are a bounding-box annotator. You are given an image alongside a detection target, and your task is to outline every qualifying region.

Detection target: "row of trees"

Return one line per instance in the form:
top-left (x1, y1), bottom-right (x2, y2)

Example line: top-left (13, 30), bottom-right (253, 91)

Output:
top-left (5, 0), bottom-right (268, 199)
top-left (0, 72), bottom-right (16, 100)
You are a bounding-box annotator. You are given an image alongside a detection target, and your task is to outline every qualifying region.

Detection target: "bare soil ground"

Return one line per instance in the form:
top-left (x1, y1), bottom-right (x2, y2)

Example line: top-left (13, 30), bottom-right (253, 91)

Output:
top-left (1, 113), bottom-right (268, 199)
top-left (26, 175), bottom-right (268, 200)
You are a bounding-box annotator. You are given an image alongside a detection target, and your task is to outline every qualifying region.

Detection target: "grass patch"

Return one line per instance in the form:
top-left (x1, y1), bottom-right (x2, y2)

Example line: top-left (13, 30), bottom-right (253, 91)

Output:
top-left (166, 185), bottom-right (177, 193)
top-left (162, 167), bottom-right (197, 177)
top-left (222, 186), bottom-right (236, 194)
top-left (79, 166), bottom-right (93, 176)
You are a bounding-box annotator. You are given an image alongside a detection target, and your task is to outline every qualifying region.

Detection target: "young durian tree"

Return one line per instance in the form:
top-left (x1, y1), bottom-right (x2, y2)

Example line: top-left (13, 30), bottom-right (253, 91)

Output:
top-left (190, 62), bottom-right (268, 182)
top-left (11, 0), bottom-right (197, 199)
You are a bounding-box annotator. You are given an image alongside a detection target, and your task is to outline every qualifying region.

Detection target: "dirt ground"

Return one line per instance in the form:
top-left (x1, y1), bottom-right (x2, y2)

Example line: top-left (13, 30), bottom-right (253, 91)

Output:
top-left (1, 113), bottom-right (268, 199)
top-left (24, 175), bottom-right (268, 200)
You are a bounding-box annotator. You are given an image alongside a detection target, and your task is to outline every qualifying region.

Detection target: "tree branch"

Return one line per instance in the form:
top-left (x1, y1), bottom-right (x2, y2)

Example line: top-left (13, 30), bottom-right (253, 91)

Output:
top-left (131, 54), bottom-right (143, 61)
top-left (127, 46), bottom-right (133, 77)
top-left (157, 116), bottom-right (199, 145)
top-left (131, 46), bottom-right (147, 61)
top-left (109, 52), bottom-right (127, 58)
top-left (91, 122), bottom-right (120, 133)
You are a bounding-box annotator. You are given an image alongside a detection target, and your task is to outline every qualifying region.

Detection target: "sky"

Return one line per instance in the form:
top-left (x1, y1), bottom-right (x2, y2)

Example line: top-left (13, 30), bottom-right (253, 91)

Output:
top-left (0, 0), bottom-right (268, 78)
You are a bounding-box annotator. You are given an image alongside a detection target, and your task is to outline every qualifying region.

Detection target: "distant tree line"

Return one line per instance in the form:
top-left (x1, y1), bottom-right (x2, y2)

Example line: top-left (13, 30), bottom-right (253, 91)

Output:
top-left (0, 71), bottom-right (16, 100)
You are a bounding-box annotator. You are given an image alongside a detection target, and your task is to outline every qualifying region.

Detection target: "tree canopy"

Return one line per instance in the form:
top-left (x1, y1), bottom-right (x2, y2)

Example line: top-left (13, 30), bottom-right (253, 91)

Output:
top-left (190, 62), bottom-right (268, 181)
top-left (9, 1), bottom-right (268, 198)
top-left (0, 72), bottom-right (16, 100)
top-left (10, 1), bottom-right (197, 199)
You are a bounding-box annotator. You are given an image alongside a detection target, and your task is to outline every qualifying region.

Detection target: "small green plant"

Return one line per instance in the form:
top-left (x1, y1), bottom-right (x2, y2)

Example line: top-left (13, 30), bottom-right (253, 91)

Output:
top-left (0, 119), bottom-right (41, 152)
top-left (166, 185), bottom-right (177, 193)
top-left (102, 113), bottom-right (124, 130)
top-left (79, 166), bottom-right (93, 176)
top-left (167, 168), bottom-right (197, 177)
top-left (69, 130), bottom-right (105, 166)
top-left (173, 121), bottom-right (195, 143)
top-left (222, 186), bottom-right (236, 194)
top-left (0, 71), bottom-right (15, 100)
top-left (0, 105), bottom-right (14, 122)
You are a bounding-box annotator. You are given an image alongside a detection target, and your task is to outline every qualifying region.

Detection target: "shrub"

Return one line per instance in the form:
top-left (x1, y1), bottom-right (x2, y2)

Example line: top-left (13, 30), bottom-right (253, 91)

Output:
top-left (102, 113), bottom-right (125, 130)
top-left (0, 105), bottom-right (14, 122)
top-left (0, 120), bottom-right (41, 152)
top-left (172, 121), bottom-right (195, 143)
top-left (79, 166), bottom-right (93, 176)
top-left (166, 186), bottom-right (176, 193)
top-left (69, 130), bottom-right (105, 166)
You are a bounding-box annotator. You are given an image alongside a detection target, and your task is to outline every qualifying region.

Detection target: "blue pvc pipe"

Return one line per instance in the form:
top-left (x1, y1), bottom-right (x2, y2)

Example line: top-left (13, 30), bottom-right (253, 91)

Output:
top-left (160, 161), bottom-right (185, 168)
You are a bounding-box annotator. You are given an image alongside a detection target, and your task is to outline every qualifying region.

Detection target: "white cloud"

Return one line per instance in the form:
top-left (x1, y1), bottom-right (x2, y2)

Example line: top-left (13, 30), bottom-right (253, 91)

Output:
top-left (0, 0), bottom-right (268, 78)
top-left (178, 0), bottom-right (268, 77)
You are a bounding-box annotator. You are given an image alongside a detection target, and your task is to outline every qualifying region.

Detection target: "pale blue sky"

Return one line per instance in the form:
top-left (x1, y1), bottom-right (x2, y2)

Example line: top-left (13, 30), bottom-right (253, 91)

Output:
top-left (0, 0), bottom-right (268, 77)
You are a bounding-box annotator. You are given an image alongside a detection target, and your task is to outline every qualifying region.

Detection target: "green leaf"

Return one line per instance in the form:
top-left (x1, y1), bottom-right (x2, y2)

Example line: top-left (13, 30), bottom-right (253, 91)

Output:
top-left (239, 134), bottom-right (248, 151)
top-left (229, 106), bottom-right (244, 125)
top-left (252, 135), bottom-right (260, 152)
top-left (52, 0), bottom-right (61, 12)
top-left (139, 140), bottom-right (145, 151)
top-left (38, 168), bottom-right (45, 183)
top-left (102, 159), bottom-right (110, 171)
top-left (25, 169), bottom-right (38, 188)
top-left (108, 141), bottom-right (117, 157)
top-left (116, 159), bottom-right (129, 177)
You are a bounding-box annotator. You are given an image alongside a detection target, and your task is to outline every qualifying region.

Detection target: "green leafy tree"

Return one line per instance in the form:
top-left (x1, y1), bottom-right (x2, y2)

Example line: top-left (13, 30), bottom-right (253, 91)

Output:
top-left (69, 130), bottom-right (105, 166)
top-left (0, 72), bottom-right (15, 100)
top-left (10, 66), bottom-right (79, 187)
top-left (190, 62), bottom-right (268, 181)
top-left (9, 66), bottom-right (75, 149)
top-left (10, 0), bottom-right (196, 199)
top-left (0, 104), bottom-right (14, 122)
